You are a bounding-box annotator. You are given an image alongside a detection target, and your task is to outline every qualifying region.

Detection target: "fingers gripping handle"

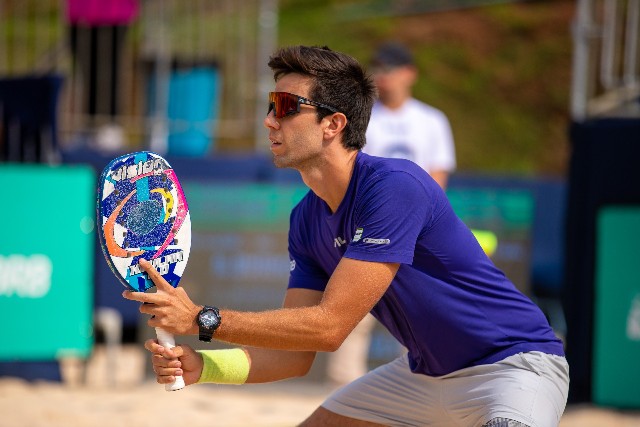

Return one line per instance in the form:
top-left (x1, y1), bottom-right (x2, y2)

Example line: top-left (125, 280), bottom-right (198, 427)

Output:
top-left (155, 327), bottom-right (186, 391)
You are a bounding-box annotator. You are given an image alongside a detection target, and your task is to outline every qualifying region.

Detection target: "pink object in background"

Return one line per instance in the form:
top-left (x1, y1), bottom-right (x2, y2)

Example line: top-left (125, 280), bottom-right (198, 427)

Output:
top-left (66, 0), bottom-right (139, 26)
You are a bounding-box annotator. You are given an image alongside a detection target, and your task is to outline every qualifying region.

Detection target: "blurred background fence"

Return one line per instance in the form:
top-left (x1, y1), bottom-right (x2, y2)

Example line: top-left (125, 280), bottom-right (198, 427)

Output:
top-left (571, 0), bottom-right (640, 120)
top-left (1, 0), bottom-right (638, 161)
top-left (0, 0), bottom-right (277, 161)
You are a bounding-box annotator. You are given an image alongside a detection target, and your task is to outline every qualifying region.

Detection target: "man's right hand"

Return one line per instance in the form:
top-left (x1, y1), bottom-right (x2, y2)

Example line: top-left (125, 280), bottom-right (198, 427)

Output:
top-left (144, 339), bottom-right (203, 386)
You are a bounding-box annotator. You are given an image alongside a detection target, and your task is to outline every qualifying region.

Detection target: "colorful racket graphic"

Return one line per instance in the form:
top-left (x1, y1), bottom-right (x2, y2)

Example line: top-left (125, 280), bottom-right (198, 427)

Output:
top-left (97, 151), bottom-right (191, 391)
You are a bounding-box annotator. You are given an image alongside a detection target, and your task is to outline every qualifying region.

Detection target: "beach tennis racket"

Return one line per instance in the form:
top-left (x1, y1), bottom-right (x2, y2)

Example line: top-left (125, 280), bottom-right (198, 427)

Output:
top-left (97, 151), bottom-right (191, 391)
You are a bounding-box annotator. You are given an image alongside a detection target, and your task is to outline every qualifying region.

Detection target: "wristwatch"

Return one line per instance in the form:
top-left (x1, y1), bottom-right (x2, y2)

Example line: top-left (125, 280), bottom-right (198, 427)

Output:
top-left (197, 306), bottom-right (221, 342)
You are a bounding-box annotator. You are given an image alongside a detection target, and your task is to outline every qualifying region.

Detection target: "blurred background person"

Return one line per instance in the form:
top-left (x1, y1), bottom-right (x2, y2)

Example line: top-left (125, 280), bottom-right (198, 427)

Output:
top-left (363, 41), bottom-right (456, 189)
top-left (327, 42), bottom-right (458, 387)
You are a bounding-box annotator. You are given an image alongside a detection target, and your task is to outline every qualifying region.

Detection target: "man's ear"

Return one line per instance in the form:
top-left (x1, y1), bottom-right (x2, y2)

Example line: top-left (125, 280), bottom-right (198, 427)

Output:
top-left (322, 113), bottom-right (348, 139)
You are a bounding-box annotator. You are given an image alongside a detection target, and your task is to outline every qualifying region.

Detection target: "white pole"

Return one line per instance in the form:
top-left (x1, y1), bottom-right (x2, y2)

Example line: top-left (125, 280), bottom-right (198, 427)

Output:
top-left (254, 0), bottom-right (278, 152)
top-left (149, 0), bottom-right (171, 154)
top-left (570, 0), bottom-right (593, 121)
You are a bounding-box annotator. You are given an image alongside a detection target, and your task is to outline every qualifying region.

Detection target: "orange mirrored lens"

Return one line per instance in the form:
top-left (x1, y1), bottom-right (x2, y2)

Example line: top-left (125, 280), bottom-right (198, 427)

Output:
top-left (268, 92), bottom-right (300, 118)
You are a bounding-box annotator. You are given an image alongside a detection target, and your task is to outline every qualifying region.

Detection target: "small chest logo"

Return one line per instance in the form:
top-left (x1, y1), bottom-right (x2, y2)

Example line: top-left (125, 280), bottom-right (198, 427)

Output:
top-left (353, 228), bottom-right (363, 242)
top-left (333, 237), bottom-right (347, 248)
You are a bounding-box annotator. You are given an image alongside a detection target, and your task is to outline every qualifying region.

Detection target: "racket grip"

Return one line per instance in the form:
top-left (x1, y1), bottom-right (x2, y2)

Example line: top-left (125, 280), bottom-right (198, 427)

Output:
top-left (155, 327), bottom-right (186, 391)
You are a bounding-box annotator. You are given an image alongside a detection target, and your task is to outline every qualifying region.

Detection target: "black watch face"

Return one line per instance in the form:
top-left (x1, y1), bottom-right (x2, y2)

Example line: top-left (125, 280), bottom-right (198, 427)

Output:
top-left (200, 310), bottom-right (219, 328)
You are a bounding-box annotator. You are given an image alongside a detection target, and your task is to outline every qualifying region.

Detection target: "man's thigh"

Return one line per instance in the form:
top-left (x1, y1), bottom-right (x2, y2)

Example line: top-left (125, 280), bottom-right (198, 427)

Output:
top-left (318, 352), bottom-right (568, 427)
top-left (320, 355), bottom-right (445, 426)
top-left (444, 352), bottom-right (569, 427)
top-left (299, 406), bottom-right (387, 427)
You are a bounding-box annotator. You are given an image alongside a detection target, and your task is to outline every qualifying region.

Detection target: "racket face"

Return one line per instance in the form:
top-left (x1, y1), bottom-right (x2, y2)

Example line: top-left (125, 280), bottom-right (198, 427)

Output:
top-left (97, 151), bottom-right (191, 292)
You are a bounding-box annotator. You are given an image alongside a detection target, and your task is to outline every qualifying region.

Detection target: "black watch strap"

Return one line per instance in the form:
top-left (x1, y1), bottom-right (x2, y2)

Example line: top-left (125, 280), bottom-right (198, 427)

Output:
top-left (198, 306), bottom-right (221, 342)
top-left (199, 330), bottom-right (213, 342)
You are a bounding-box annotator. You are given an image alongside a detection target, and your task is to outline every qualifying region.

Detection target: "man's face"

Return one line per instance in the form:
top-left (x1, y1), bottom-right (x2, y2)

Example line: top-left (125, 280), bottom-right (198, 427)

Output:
top-left (264, 74), bottom-right (328, 170)
top-left (372, 65), bottom-right (417, 101)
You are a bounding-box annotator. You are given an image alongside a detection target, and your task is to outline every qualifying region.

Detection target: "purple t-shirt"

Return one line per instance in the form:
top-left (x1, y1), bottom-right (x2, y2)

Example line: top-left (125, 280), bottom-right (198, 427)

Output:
top-left (287, 152), bottom-right (564, 376)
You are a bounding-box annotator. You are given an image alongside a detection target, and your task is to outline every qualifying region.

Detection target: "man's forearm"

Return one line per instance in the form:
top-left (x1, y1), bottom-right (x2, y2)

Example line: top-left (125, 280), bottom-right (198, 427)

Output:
top-left (244, 347), bottom-right (316, 383)
top-left (214, 305), bottom-right (349, 352)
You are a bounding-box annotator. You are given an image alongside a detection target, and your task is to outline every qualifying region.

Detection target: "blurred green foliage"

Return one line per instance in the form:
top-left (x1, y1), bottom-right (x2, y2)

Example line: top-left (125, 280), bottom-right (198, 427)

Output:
top-left (278, 0), bottom-right (574, 176)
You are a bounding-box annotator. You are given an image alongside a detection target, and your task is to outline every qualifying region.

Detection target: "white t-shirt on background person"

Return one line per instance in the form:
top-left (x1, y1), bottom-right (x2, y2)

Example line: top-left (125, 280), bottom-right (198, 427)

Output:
top-left (364, 98), bottom-right (456, 175)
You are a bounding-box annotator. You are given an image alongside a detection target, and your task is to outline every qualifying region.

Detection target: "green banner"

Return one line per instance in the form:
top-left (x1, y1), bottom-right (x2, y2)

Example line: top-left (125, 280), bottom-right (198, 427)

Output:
top-left (593, 206), bottom-right (640, 408)
top-left (447, 188), bottom-right (533, 231)
top-left (0, 165), bottom-right (95, 360)
top-left (448, 187), bottom-right (534, 294)
top-left (185, 183), bottom-right (533, 233)
top-left (184, 182), bottom-right (309, 231)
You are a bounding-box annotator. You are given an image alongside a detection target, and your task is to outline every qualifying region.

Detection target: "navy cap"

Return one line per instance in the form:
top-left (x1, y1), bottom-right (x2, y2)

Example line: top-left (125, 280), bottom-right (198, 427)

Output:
top-left (371, 42), bottom-right (414, 68)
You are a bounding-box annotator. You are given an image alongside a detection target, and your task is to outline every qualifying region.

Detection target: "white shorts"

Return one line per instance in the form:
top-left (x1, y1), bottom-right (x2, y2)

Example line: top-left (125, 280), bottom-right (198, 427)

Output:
top-left (321, 351), bottom-right (569, 427)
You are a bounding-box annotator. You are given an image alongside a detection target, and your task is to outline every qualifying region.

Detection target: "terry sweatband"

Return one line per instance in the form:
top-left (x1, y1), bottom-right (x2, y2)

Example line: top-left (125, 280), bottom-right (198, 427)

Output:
top-left (196, 348), bottom-right (250, 385)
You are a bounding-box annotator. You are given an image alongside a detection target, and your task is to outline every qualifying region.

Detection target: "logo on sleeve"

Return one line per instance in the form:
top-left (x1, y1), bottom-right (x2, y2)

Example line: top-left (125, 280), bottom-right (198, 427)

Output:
top-left (353, 227), bottom-right (363, 242)
top-left (363, 237), bottom-right (391, 245)
top-left (290, 259), bottom-right (296, 271)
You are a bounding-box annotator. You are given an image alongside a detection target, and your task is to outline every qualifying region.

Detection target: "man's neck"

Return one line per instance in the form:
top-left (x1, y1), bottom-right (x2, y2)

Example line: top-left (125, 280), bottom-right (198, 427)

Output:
top-left (379, 93), bottom-right (410, 110)
top-left (299, 149), bottom-right (358, 214)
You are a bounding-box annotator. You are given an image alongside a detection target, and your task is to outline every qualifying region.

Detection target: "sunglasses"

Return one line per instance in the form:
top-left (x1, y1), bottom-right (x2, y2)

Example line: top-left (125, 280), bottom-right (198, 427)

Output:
top-left (268, 91), bottom-right (342, 119)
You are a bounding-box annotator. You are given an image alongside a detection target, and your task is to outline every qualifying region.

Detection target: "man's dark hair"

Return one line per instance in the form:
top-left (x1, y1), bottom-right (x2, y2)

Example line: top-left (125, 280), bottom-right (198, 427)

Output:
top-left (267, 45), bottom-right (376, 151)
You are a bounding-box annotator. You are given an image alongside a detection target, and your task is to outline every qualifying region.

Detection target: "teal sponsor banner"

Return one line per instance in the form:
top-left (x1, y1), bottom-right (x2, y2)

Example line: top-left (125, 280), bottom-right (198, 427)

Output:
top-left (185, 183), bottom-right (533, 234)
top-left (0, 165), bottom-right (95, 360)
top-left (447, 188), bottom-right (534, 231)
top-left (184, 182), bottom-right (309, 231)
top-left (179, 182), bottom-right (307, 309)
top-left (593, 206), bottom-right (640, 408)
top-left (448, 188), bottom-right (534, 294)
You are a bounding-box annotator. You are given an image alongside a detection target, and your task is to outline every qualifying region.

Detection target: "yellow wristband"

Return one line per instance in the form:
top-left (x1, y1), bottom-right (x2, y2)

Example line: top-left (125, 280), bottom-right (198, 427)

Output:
top-left (196, 348), bottom-right (250, 385)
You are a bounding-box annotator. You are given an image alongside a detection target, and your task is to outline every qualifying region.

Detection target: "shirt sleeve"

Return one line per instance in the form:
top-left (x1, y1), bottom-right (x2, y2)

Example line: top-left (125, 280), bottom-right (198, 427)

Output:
top-left (345, 170), bottom-right (433, 265)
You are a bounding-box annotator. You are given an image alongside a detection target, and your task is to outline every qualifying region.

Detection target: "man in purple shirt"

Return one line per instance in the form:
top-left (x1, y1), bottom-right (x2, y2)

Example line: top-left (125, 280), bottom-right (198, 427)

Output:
top-left (126, 45), bottom-right (569, 427)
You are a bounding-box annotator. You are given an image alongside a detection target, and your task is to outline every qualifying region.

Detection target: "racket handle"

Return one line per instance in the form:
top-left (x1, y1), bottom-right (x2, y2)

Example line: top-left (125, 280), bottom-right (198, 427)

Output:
top-left (155, 327), bottom-right (186, 391)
